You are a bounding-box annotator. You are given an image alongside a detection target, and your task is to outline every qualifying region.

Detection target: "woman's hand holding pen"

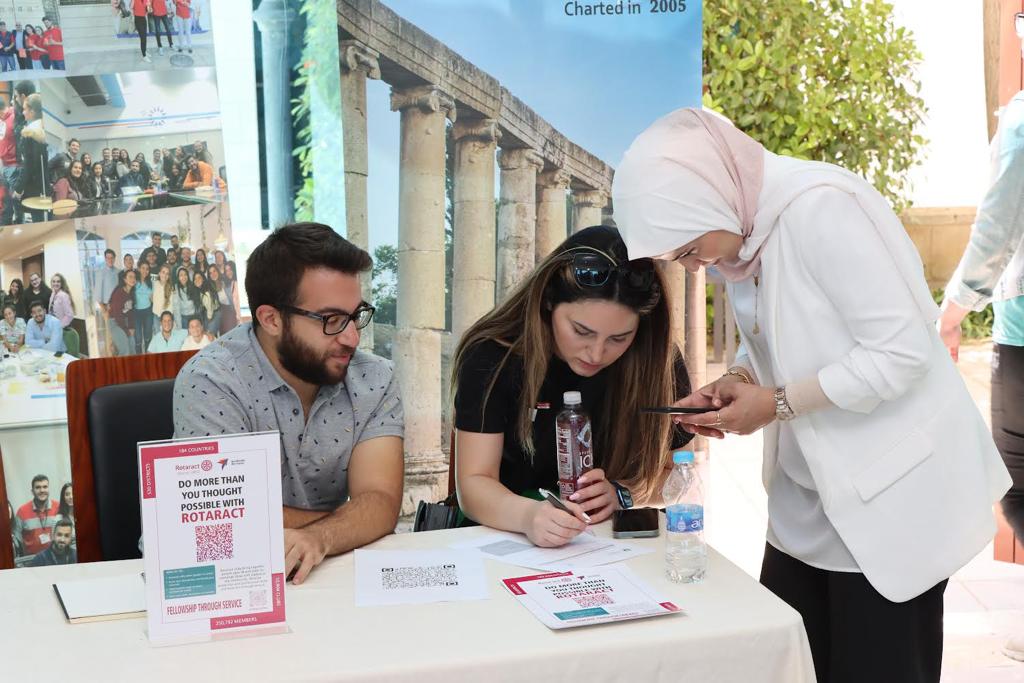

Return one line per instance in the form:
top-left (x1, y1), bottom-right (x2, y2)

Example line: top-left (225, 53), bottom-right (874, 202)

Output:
top-left (525, 498), bottom-right (588, 548)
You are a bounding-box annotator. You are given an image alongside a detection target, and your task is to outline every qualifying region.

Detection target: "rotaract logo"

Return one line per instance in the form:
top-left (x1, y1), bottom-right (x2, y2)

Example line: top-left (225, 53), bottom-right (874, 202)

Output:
top-left (201, 460), bottom-right (213, 472)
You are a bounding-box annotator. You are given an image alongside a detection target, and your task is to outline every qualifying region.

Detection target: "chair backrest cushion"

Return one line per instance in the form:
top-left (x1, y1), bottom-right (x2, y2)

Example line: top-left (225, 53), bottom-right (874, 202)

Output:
top-left (87, 378), bottom-right (176, 560)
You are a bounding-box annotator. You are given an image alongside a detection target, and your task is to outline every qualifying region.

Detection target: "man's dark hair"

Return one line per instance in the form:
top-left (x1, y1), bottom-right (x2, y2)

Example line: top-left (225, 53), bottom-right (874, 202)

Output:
top-left (14, 80), bottom-right (35, 98)
top-left (31, 474), bottom-right (48, 486)
top-left (104, 248), bottom-right (115, 258)
top-left (160, 311), bottom-right (174, 322)
top-left (246, 222), bottom-right (372, 328)
top-left (29, 300), bottom-right (45, 312)
top-left (185, 155), bottom-right (196, 165)
top-left (54, 518), bottom-right (73, 533)
top-left (68, 138), bottom-right (79, 148)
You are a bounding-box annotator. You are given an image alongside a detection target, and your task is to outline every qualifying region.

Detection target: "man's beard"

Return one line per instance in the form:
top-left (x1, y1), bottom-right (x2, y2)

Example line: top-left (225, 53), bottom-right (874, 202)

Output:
top-left (277, 321), bottom-right (354, 387)
top-left (52, 540), bottom-right (70, 556)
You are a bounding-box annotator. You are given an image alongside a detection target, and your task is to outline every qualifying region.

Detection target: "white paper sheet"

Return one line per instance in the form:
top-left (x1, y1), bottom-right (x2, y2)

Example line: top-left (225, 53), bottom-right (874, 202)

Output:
top-left (354, 549), bottom-right (489, 607)
top-left (450, 530), bottom-right (653, 571)
top-left (53, 574), bottom-right (147, 622)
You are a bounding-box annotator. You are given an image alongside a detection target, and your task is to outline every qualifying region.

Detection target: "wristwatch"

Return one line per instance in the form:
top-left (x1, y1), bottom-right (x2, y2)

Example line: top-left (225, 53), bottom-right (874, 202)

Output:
top-left (774, 386), bottom-right (796, 421)
top-left (611, 480), bottom-right (634, 509)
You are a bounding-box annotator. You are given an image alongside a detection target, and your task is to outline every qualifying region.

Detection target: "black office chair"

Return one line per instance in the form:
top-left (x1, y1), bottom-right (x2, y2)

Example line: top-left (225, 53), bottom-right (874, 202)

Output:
top-left (88, 379), bottom-right (176, 560)
top-left (66, 350), bottom-right (197, 563)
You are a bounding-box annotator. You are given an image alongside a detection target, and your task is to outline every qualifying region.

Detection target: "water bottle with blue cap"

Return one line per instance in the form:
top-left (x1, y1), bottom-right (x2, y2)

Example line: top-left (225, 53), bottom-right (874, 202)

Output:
top-left (663, 450), bottom-right (706, 583)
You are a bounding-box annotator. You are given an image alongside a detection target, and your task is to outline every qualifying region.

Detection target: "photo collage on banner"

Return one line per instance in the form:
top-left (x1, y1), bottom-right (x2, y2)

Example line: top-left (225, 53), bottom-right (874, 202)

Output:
top-left (1, 0), bottom-right (228, 567)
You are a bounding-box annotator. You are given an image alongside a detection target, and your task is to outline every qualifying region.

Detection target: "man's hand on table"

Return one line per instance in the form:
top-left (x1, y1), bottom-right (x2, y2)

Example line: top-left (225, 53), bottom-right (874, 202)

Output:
top-left (284, 527), bottom-right (327, 585)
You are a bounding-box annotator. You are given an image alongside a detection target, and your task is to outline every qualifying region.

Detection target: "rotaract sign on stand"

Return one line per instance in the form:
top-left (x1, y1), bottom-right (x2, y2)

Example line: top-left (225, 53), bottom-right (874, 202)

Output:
top-left (138, 431), bottom-right (286, 644)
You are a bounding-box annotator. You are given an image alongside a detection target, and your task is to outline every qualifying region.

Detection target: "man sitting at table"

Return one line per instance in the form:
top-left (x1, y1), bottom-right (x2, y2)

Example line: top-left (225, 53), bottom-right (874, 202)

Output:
top-left (173, 222), bottom-right (404, 585)
top-left (25, 301), bottom-right (65, 352)
top-left (118, 159), bottom-right (147, 193)
top-left (29, 518), bottom-right (76, 566)
top-left (182, 155), bottom-right (214, 190)
top-left (13, 474), bottom-right (60, 557)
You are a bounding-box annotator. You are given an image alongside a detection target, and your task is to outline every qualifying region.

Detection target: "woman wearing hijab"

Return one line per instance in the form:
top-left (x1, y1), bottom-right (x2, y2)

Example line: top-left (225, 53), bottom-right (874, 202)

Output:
top-left (612, 108), bottom-right (1011, 683)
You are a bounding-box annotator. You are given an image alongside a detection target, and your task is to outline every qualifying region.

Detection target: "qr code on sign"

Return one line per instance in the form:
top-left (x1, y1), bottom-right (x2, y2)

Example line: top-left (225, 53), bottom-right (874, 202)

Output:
top-left (380, 564), bottom-right (458, 590)
top-left (573, 593), bottom-right (613, 608)
top-left (249, 589), bottom-right (267, 609)
top-left (195, 523), bottom-right (234, 562)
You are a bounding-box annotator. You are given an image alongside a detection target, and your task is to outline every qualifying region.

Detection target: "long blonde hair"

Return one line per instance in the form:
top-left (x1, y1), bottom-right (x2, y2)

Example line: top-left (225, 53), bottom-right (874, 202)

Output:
top-left (451, 226), bottom-right (684, 502)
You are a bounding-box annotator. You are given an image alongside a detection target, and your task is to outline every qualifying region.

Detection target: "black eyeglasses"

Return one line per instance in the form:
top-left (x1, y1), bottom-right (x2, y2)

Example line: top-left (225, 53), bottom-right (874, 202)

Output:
top-left (280, 303), bottom-right (375, 336)
top-left (565, 249), bottom-right (656, 291)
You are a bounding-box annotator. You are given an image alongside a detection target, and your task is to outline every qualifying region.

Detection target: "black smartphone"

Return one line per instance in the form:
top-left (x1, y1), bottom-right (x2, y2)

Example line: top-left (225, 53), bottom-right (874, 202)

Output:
top-left (612, 508), bottom-right (660, 539)
top-left (640, 406), bottom-right (711, 415)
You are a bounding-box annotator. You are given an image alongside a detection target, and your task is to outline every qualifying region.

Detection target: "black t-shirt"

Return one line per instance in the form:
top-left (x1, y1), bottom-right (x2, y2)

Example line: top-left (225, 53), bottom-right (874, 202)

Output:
top-left (454, 339), bottom-right (693, 499)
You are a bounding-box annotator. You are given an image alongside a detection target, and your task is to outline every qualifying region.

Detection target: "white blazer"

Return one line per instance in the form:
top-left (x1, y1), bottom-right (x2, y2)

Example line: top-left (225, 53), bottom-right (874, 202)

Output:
top-left (729, 185), bottom-right (1012, 603)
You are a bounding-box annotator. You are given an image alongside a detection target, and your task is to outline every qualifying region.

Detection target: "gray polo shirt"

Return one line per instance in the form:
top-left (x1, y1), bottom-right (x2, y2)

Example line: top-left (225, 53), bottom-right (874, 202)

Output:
top-left (172, 323), bottom-right (404, 510)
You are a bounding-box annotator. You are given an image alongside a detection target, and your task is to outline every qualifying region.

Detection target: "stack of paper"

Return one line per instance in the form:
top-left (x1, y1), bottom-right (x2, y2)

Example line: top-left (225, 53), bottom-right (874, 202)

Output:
top-left (451, 531), bottom-right (653, 571)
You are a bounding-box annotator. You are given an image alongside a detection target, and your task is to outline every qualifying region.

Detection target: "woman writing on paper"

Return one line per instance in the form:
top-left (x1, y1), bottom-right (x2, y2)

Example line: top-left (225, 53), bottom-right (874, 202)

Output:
top-left (452, 226), bottom-right (692, 548)
top-left (611, 108), bottom-right (1012, 683)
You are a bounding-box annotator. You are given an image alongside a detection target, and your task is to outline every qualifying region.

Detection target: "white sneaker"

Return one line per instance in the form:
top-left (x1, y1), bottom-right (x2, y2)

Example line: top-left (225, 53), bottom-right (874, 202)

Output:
top-left (142, 54), bottom-right (152, 63)
top-left (1005, 634), bottom-right (1024, 662)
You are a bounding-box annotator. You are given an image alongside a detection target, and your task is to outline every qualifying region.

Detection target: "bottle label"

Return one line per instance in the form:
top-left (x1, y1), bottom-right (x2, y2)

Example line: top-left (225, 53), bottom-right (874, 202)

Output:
top-left (555, 423), bottom-right (575, 495)
top-left (665, 504), bottom-right (703, 533)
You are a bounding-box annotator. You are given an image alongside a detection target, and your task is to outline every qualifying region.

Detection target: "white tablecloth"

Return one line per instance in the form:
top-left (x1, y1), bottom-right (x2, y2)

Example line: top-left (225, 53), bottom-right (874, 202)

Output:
top-left (0, 523), bottom-right (815, 682)
top-left (0, 349), bottom-right (75, 428)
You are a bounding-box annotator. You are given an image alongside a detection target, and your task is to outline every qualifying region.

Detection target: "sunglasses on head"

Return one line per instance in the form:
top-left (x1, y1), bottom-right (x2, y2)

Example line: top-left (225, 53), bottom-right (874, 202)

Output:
top-left (563, 247), bottom-right (656, 291)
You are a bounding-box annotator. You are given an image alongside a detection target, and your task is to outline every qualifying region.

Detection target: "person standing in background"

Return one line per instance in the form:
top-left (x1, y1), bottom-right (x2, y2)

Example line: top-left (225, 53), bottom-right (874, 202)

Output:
top-left (134, 261), bottom-right (154, 353)
top-left (12, 475), bottom-right (59, 557)
top-left (150, 0), bottom-right (173, 56)
top-left (13, 93), bottom-right (48, 222)
top-left (174, 0), bottom-right (192, 53)
top-left (132, 0), bottom-right (152, 63)
top-left (0, 95), bottom-right (18, 226)
top-left (14, 22), bottom-right (27, 70)
top-left (48, 273), bottom-right (74, 329)
top-left (0, 22), bottom-right (17, 73)
top-left (938, 30), bottom-right (1024, 662)
top-left (25, 25), bottom-right (43, 70)
top-left (41, 16), bottom-right (64, 71)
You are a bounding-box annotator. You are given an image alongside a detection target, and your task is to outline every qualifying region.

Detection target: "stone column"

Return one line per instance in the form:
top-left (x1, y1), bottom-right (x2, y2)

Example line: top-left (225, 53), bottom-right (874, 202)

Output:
top-left (571, 189), bottom-right (608, 232)
top-left (390, 85), bottom-right (456, 514)
top-left (656, 260), bottom-right (686, 356)
top-left (685, 269), bottom-right (708, 456)
top-left (452, 118), bottom-right (500, 340)
top-left (535, 169), bottom-right (570, 263)
top-left (339, 40), bottom-right (381, 351)
top-left (496, 148), bottom-right (543, 299)
top-left (253, 0), bottom-right (297, 229)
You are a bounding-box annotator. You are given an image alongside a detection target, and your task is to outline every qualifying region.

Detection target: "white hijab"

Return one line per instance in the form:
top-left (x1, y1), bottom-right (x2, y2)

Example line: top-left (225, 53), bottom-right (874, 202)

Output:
top-left (612, 107), bottom-right (939, 321)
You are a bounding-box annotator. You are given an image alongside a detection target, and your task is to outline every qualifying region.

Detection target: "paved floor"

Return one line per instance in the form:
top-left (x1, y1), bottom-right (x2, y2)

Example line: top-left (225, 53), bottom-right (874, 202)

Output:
top-left (703, 342), bottom-right (1024, 681)
top-left (65, 43), bottom-right (215, 77)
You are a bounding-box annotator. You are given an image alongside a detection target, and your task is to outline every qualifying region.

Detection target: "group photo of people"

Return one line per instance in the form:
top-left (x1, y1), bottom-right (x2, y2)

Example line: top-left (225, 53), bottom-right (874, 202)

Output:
top-left (111, 0), bottom-right (206, 63)
top-left (3, 269), bottom-right (78, 354)
top-left (76, 203), bottom-right (237, 358)
top-left (90, 233), bottom-right (240, 356)
top-left (0, 67), bottom-right (229, 224)
top-left (0, 14), bottom-right (65, 75)
top-left (46, 137), bottom-right (223, 203)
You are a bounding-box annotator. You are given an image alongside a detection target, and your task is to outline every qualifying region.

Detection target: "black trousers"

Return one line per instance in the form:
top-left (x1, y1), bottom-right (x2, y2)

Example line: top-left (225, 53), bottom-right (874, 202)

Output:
top-left (993, 342), bottom-right (1024, 537)
top-left (135, 15), bottom-right (148, 56)
top-left (760, 543), bottom-right (946, 683)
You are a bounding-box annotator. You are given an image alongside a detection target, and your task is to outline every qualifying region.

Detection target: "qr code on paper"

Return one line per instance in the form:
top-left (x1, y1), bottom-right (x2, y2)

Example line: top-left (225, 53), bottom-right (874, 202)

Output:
top-left (573, 593), bottom-right (613, 608)
top-left (249, 589), bottom-right (267, 609)
top-left (380, 564), bottom-right (458, 590)
top-left (195, 523), bottom-right (234, 562)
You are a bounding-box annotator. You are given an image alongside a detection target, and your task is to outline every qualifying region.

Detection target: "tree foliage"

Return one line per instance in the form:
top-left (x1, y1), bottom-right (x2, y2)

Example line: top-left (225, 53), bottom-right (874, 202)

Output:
top-left (703, 0), bottom-right (927, 211)
top-left (372, 244), bottom-right (398, 326)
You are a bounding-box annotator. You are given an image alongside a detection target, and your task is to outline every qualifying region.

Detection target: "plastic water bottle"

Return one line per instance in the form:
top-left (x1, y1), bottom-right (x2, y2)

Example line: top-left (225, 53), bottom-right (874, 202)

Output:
top-left (555, 391), bottom-right (593, 499)
top-left (663, 450), bottom-right (707, 583)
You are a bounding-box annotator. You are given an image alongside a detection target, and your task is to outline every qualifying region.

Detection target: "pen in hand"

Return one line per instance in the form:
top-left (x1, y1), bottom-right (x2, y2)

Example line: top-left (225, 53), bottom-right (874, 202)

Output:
top-left (539, 488), bottom-right (592, 524)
